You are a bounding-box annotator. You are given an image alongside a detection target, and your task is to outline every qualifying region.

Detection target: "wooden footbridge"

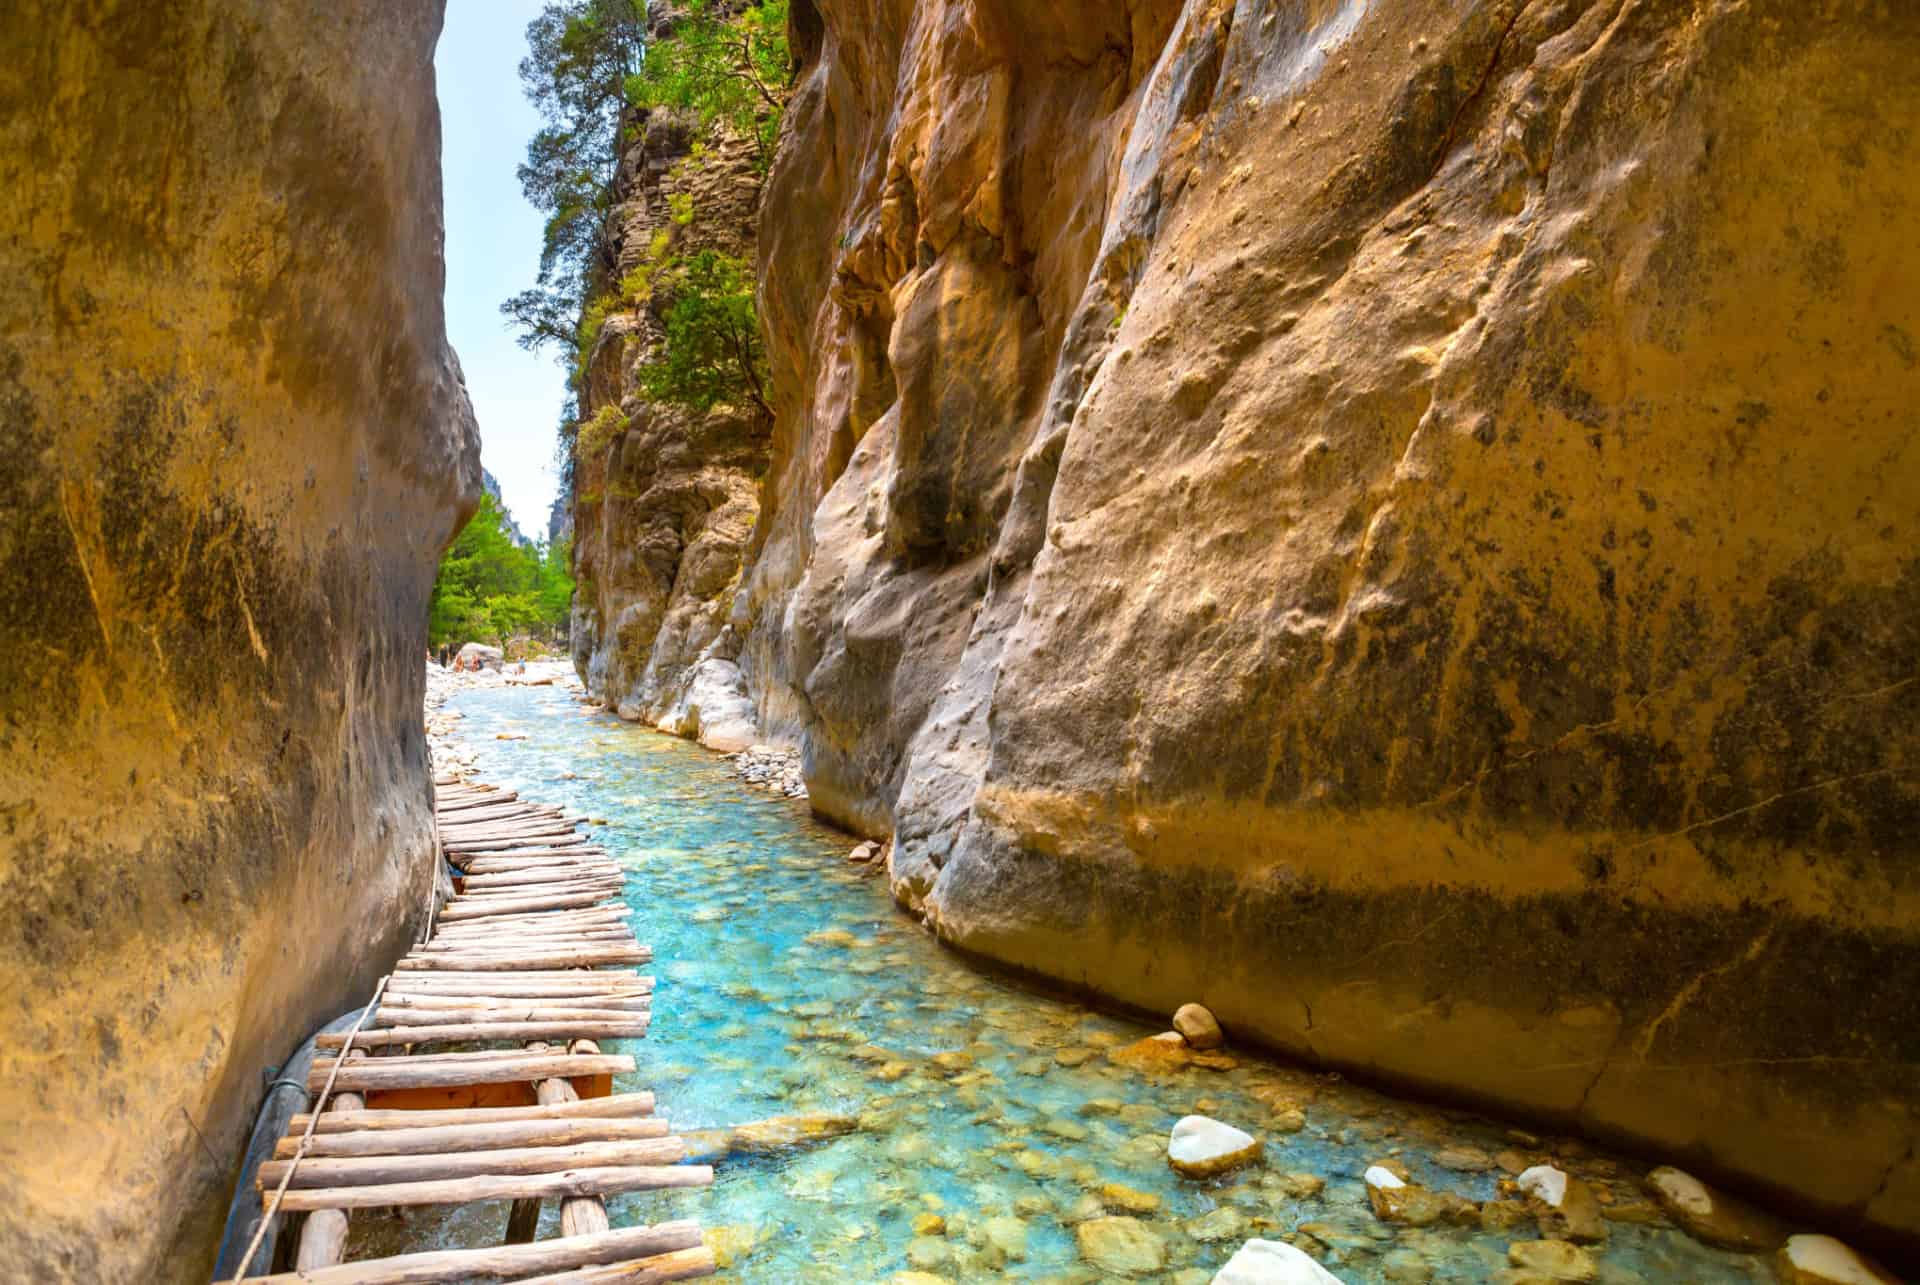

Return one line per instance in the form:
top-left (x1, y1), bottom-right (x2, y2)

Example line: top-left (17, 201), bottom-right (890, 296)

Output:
top-left (233, 777), bottom-right (715, 1283)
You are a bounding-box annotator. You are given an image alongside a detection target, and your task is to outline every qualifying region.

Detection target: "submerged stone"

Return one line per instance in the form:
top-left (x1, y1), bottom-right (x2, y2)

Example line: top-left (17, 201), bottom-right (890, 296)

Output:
top-left (1210, 1238), bottom-right (1345, 1283)
top-left (1506, 1239), bottom-right (1598, 1281)
top-left (1169, 1115), bottom-right (1263, 1178)
top-left (1076, 1216), bottom-right (1168, 1276)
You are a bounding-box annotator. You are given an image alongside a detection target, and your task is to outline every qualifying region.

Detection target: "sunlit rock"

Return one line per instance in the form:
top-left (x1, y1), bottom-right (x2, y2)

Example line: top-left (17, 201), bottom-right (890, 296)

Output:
top-left (1774, 1234), bottom-right (1902, 1284)
top-left (1175, 1003), bottom-right (1225, 1050)
top-left (1210, 1238), bottom-right (1346, 1284)
top-left (1170, 1116), bottom-right (1263, 1178)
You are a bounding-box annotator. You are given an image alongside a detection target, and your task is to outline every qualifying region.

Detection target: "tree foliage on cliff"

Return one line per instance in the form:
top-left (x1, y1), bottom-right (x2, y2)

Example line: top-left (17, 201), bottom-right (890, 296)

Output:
top-left (429, 494), bottom-right (574, 649)
top-left (635, 249), bottom-right (771, 416)
top-left (501, 0), bottom-right (646, 357)
top-left (628, 0), bottom-right (791, 164)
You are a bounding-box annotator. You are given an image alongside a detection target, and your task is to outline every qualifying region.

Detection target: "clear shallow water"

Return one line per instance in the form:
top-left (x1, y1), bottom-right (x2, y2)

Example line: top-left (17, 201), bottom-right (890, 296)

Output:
top-left (350, 684), bottom-right (1777, 1283)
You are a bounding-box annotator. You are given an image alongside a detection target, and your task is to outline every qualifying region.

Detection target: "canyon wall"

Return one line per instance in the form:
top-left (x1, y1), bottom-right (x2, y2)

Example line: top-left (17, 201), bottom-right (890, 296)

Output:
top-left (0, 2), bottom-right (479, 1278)
top-left (570, 15), bottom-right (774, 753)
top-left (724, 0), bottom-right (1920, 1251)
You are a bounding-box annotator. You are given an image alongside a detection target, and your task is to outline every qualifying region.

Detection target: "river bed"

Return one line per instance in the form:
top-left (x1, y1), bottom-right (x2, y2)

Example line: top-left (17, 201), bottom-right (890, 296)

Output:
top-left (353, 680), bottom-right (1782, 1283)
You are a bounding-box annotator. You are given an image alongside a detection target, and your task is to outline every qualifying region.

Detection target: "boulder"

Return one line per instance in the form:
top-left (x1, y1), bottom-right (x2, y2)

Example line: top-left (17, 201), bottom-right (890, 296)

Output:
top-left (1168, 1115), bottom-right (1263, 1178)
top-left (1174, 1003), bottom-right (1224, 1050)
top-left (1773, 1234), bottom-right (1901, 1284)
top-left (456, 642), bottom-right (505, 671)
top-left (848, 841), bottom-right (880, 863)
top-left (1505, 1240), bottom-right (1598, 1281)
top-left (1075, 1216), bottom-right (1167, 1276)
top-left (1211, 1238), bottom-right (1346, 1284)
top-left (1644, 1166), bottom-right (1783, 1252)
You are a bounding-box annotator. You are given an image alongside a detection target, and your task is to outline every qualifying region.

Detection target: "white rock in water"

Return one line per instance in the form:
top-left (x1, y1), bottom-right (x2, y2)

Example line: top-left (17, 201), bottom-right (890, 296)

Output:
top-left (1211, 1237), bottom-right (1346, 1283)
top-left (1647, 1165), bottom-right (1782, 1252)
top-left (1518, 1164), bottom-right (1569, 1206)
top-left (1168, 1115), bottom-right (1263, 1178)
top-left (1776, 1234), bottom-right (1900, 1284)
top-left (1364, 1166), bottom-right (1406, 1190)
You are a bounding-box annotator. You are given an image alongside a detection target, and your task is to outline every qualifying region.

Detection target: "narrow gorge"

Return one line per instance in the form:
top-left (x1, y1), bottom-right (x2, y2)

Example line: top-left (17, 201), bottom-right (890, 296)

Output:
top-left (0, 0), bottom-right (1914, 1281)
top-left (572, 0), bottom-right (1920, 1260)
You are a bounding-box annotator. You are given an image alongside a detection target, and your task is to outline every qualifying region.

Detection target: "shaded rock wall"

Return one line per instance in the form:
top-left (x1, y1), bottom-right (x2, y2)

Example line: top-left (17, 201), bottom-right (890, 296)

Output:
top-left (0, 1), bottom-right (479, 1278)
top-left (570, 79), bottom-right (773, 750)
top-left (736, 0), bottom-right (1920, 1250)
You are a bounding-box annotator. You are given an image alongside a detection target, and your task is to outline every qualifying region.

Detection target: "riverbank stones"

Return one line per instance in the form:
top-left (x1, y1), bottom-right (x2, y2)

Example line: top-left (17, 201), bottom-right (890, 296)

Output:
top-left (1517, 1164), bottom-right (1605, 1242)
top-left (1169, 1115), bottom-right (1263, 1178)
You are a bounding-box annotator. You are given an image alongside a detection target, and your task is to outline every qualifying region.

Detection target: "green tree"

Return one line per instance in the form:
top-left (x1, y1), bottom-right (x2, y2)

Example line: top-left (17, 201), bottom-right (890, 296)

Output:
top-left (501, 0), bottom-right (647, 361)
top-left (428, 494), bottom-right (575, 650)
top-left (635, 250), bottom-right (771, 416)
top-left (628, 0), bottom-right (791, 164)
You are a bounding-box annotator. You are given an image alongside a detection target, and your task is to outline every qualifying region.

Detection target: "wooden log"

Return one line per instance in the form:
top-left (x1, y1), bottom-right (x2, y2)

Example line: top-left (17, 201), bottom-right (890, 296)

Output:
top-left (462, 869), bottom-right (622, 888)
top-left (304, 1052), bottom-right (633, 1093)
top-left (274, 1116), bottom-right (671, 1159)
top-left (455, 848), bottom-right (608, 864)
top-left (397, 951), bottom-right (650, 972)
top-left (440, 893), bottom-right (618, 921)
top-left (267, 1165), bottom-right (714, 1212)
top-left (253, 1222), bottom-right (702, 1285)
top-left (515, 1246), bottom-right (718, 1285)
top-left (425, 927), bottom-right (635, 944)
top-left (288, 1091), bottom-right (655, 1133)
top-left (452, 882), bottom-right (624, 900)
top-left (317, 1020), bottom-right (650, 1049)
top-left (386, 975), bottom-right (652, 992)
top-left (544, 1040), bottom-right (611, 1239)
top-left (294, 1050), bottom-right (366, 1271)
top-left (382, 1002), bottom-right (652, 1021)
top-left (257, 1137), bottom-right (687, 1190)
top-left (444, 836), bottom-right (589, 854)
top-left (383, 976), bottom-right (654, 995)
top-left (441, 824), bottom-right (582, 842)
top-left (375, 1003), bottom-right (650, 1025)
top-left (435, 912), bottom-right (631, 925)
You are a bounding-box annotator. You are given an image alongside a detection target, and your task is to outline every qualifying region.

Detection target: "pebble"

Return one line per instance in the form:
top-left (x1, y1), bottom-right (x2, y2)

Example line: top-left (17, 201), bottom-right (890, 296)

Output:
top-left (1507, 1239), bottom-right (1598, 1281)
top-left (1211, 1238), bottom-right (1345, 1283)
top-left (1645, 1165), bottom-right (1782, 1252)
top-left (1076, 1215), bottom-right (1167, 1275)
top-left (1168, 1115), bottom-right (1263, 1178)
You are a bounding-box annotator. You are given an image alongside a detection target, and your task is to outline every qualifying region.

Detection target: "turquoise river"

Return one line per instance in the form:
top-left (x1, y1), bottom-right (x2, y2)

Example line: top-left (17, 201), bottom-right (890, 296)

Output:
top-left (350, 680), bottom-right (1788, 1283)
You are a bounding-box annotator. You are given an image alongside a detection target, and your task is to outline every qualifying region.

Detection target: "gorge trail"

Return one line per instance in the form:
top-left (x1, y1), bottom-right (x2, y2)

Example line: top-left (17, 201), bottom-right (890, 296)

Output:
top-left (0, 0), bottom-right (1914, 1281)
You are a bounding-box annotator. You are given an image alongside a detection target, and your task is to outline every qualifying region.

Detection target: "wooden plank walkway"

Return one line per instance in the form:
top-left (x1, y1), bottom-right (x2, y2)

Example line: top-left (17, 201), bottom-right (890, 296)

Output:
top-left (239, 776), bottom-right (714, 1283)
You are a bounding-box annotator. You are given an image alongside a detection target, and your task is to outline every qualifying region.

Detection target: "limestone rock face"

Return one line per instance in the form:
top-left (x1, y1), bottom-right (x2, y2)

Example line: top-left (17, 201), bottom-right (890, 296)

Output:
top-left (0, 2), bottom-right (479, 1279)
top-left (741, 0), bottom-right (1920, 1249)
top-left (568, 83), bottom-right (772, 750)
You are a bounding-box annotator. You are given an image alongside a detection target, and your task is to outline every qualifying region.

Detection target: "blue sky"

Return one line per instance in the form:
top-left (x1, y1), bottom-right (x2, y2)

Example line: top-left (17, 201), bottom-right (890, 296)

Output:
top-left (436, 1), bottom-right (569, 541)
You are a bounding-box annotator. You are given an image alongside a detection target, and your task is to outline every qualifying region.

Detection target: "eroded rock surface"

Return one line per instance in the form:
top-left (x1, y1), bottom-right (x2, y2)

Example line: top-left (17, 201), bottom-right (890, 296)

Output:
top-left (0, 2), bottom-right (479, 1278)
top-left (569, 39), bottom-right (773, 747)
top-left (708, 0), bottom-right (1920, 1251)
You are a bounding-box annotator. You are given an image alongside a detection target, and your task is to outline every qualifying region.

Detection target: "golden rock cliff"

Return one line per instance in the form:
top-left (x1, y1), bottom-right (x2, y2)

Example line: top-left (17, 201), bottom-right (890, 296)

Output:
top-left (0, 1), bottom-right (479, 1278)
top-left (570, 91), bottom-right (773, 751)
top-left (736, 0), bottom-right (1920, 1250)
